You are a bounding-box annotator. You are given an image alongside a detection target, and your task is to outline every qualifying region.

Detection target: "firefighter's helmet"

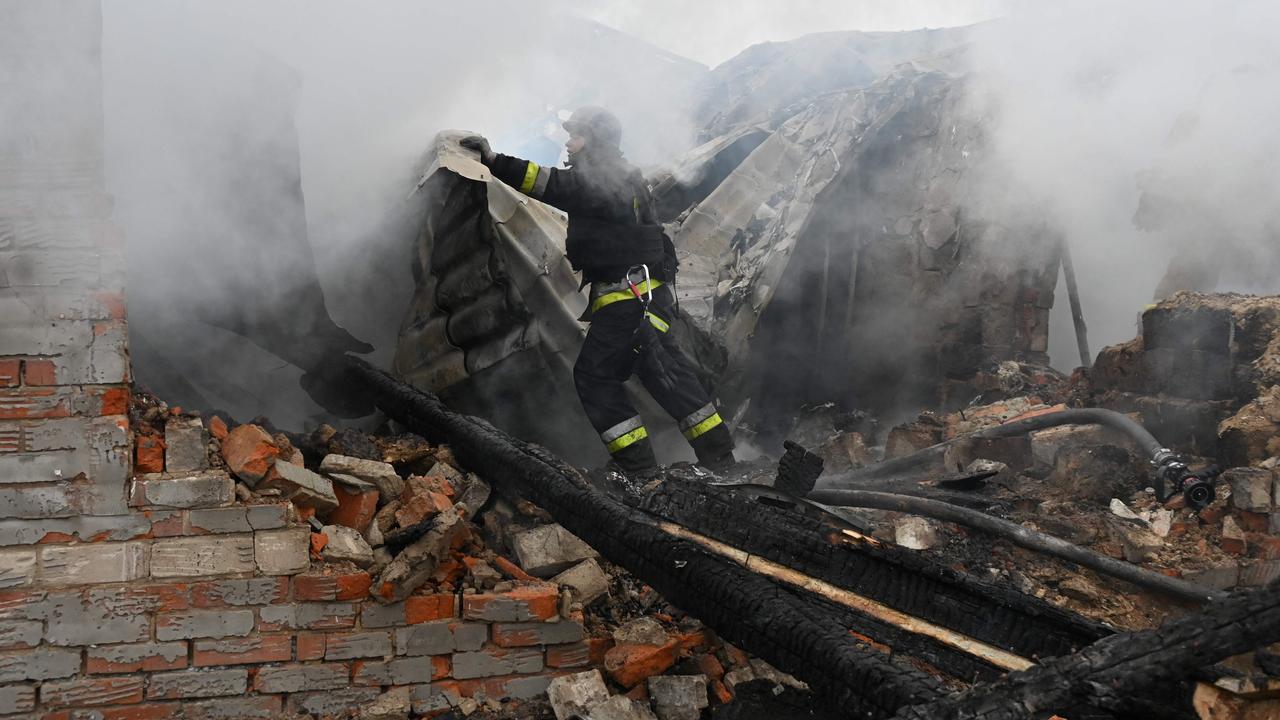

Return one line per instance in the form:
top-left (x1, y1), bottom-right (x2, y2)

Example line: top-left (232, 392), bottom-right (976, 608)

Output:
top-left (563, 106), bottom-right (622, 148)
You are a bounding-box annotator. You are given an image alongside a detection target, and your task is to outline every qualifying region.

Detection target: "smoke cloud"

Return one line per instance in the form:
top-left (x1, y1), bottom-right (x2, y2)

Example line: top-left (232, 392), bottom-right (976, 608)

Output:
top-left (963, 0), bottom-right (1280, 367)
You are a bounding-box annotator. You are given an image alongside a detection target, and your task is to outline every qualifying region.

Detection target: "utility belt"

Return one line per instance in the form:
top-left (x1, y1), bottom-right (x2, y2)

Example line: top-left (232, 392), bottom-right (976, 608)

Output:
top-left (587, 265), bottom-right (671, 334)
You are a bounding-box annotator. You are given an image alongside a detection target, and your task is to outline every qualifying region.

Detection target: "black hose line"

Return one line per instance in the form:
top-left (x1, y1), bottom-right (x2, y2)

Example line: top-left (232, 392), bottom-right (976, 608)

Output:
top-left (798, 487), bottom-right (1225, 604)
top-left (812, 408), bottom-right (1218, 510)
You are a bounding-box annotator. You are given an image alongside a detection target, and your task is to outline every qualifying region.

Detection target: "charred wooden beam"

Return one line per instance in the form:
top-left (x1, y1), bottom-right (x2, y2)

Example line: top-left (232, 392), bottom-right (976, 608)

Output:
top-left (639, 479), bottom-right (1111, 660)
top-left (346, 357), bottom-right (945, 716)
top-left (893, 579), bottom-right (1280, 719)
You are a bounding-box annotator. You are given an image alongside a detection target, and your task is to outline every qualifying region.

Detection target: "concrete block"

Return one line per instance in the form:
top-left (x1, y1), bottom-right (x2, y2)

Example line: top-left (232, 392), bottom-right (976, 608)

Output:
top-left (254, 662), bottom-right (351, 693)
top-left (150, 535), bottom-right (255, 577)
top-left (187, 507), bottom-right (252, 534)
top-left (1227, 467), bottom-right (1274, 512)
top-left (258, 602), bottom-right (357, 631)
top-left (0, 621), bottom-right (41, 649)
top-left (648, 675), bottom-right (709, 720)
top-left (190, 577), bottom-right (288, 607)
top-left (320, 454), bottom-right (404, 503)
top-left (452, 648), bottom-right (542, 679)
top-left (38, 541), bottom-right (148, 586)
top-left (0, 548), bottom-right (35, 588)
top-left (245, 504), bottom-right (288, 530)
top-left (0, 647), bottom-right (80, 681)
top-left (394, 623), bottom-right (453, 656)
top-left (546, 670), bottom-right (610, 720)
top-left (37, 591), bottom-right (150, 646)
top-left (165, 417), bottom-right (208, 472)
top-left (492, 621), bottom-right (585, 647)
top-left (360, 686), bottom-right (412, 720)
top-left (86, 642), bottom-right (188, 673)
top-left (321, 524), bottom-right (374, 568)
top-left (410, 685), bottom-right (453, 716)
top-left (453, 622), bottom-right (488, 652)
top-left (324, 631), bottom-right (393, 660)
top-left (130, 470), bottom-right (233, 509)
top-left (183, 695), bottom-right (284, 720)
top-left (193, 636), bottom-right (293, 666)
top-left (0, 484), bottom-right (76, 519)
top-left (0, 683), bottom-right (35, 714)
top-left (511, 523), bottom-right (598, 578)
top-left (147, 668), bottom-right (248, 699)
top-left (590, 695), bottom-right (658, 720)
top-left (254, 526), bottom-right (310, 575)
top-left (551, 558), bottom-right (609, 606)
top-left (352, 657), bottom-right (437, 686)
top-left (260, 459), bottom-right (338, 512)
top-left (155, 609), bottom-right (255, 640)
top-left (0, 513), bottom-right (152, 546)
top-left (289, 687), bottom-right (381, 717)
top-left (360, 601), bottom-right (406, 628)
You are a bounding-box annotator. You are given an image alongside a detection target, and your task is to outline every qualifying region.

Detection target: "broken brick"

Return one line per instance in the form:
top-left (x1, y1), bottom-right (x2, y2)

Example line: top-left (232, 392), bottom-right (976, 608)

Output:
top-left (462, 584), bottom-right (559, 622)
top-left (293, 571), bottom-right (373, 602)
top-left (405, 593), bottom-right (456, 624)
top-left (260, 459), bottom-right (338, 512)
top-left (395, 490), bottom-right (452, 527)
top-left (328, 482), bottom-right (380, 532)
top-left (220, 424), bottom-right (280, 485)
top-left (22, 358), bottom-right (57, 386)
top-left (604, 641), bottom-right (680, 688)
top-left (135, 433), bottom-right (166, 474)
top-left (0, 359), bottom-right (18, 387)
top-left (208, 415), bottom-right (229, 441)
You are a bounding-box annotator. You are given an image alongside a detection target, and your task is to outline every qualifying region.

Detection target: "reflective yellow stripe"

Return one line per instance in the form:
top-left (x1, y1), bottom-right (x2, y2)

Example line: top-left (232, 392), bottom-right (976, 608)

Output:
top-left (606, 426), bottom-right (648, 453)
top-left (683, 413), bottom-right (723, 441)
top-left (520, 162), bottom-right (540, 194)
top-left (590, 279), bottom-right (663, 313)
top-left (647, 313), bottom-right (670, 333)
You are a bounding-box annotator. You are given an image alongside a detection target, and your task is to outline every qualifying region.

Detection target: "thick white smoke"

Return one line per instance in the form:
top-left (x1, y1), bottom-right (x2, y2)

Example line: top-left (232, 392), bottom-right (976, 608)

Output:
top-left (964, 0), bottom-right (1280, 367)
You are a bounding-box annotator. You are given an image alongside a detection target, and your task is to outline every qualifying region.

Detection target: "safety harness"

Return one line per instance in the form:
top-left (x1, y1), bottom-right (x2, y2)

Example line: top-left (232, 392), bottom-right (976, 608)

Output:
top-left (588, 264), bottom-right (670, 334)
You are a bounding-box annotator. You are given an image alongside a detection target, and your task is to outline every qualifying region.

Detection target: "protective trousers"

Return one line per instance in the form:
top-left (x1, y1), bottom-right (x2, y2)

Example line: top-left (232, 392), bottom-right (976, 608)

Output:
top-left (573, 281), bottom-right (735, 473)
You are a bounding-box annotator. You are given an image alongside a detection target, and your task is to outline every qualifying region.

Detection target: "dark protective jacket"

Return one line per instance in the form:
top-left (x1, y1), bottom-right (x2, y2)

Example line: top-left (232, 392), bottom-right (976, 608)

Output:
top-left (487, 150), bottom-right (676, 283)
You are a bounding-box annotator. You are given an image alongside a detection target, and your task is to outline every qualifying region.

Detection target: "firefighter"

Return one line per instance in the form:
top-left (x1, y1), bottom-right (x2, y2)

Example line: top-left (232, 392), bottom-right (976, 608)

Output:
top-left (460, 107), bottom-right (735, 476)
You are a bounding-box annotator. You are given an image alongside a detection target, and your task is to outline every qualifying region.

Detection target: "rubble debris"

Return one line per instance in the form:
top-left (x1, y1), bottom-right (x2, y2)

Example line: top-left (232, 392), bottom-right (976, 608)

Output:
top-left (164, 416), bottom-right (207, 472)
top-left (885, 413), bottom-right (946, 459)
top-left (220, 423), bottom-right (281, 486)
top-left (648, 675), bottom-right (709, 720)
top-left (893, 576), bottom-right (1280, 720)
top-left (328, 475), bottom-right (381, 531)
top-left (373, 505), bottom-right (470, 602)
top-left (553, 558), bottom-right (611, 607)
top-left (512, 523), bottom-right (600, 578)
top-left (320, 524), bottom-right (375, 568)
top-left (259, 458), bottom-right (339, 512)
top-left (547, 669), bottom-right (611, 720)
top-left (894, 516), bottom-right (941, 550)
top-left (613, 617), bottom-right (671, 647)
top-left (591, 695), bottom-right (660, 720)
top-left (320, 453), bottom-right (405, 503)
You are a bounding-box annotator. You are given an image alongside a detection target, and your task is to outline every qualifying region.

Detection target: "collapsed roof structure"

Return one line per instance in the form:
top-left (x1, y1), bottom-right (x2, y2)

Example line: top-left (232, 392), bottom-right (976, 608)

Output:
top-left (395, 41), bottom-right (1058, 464)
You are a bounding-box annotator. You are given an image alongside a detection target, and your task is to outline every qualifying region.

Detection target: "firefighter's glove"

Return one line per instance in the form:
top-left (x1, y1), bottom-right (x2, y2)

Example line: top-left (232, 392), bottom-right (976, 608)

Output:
top-left (460, 135), bottom-right (495, 165)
